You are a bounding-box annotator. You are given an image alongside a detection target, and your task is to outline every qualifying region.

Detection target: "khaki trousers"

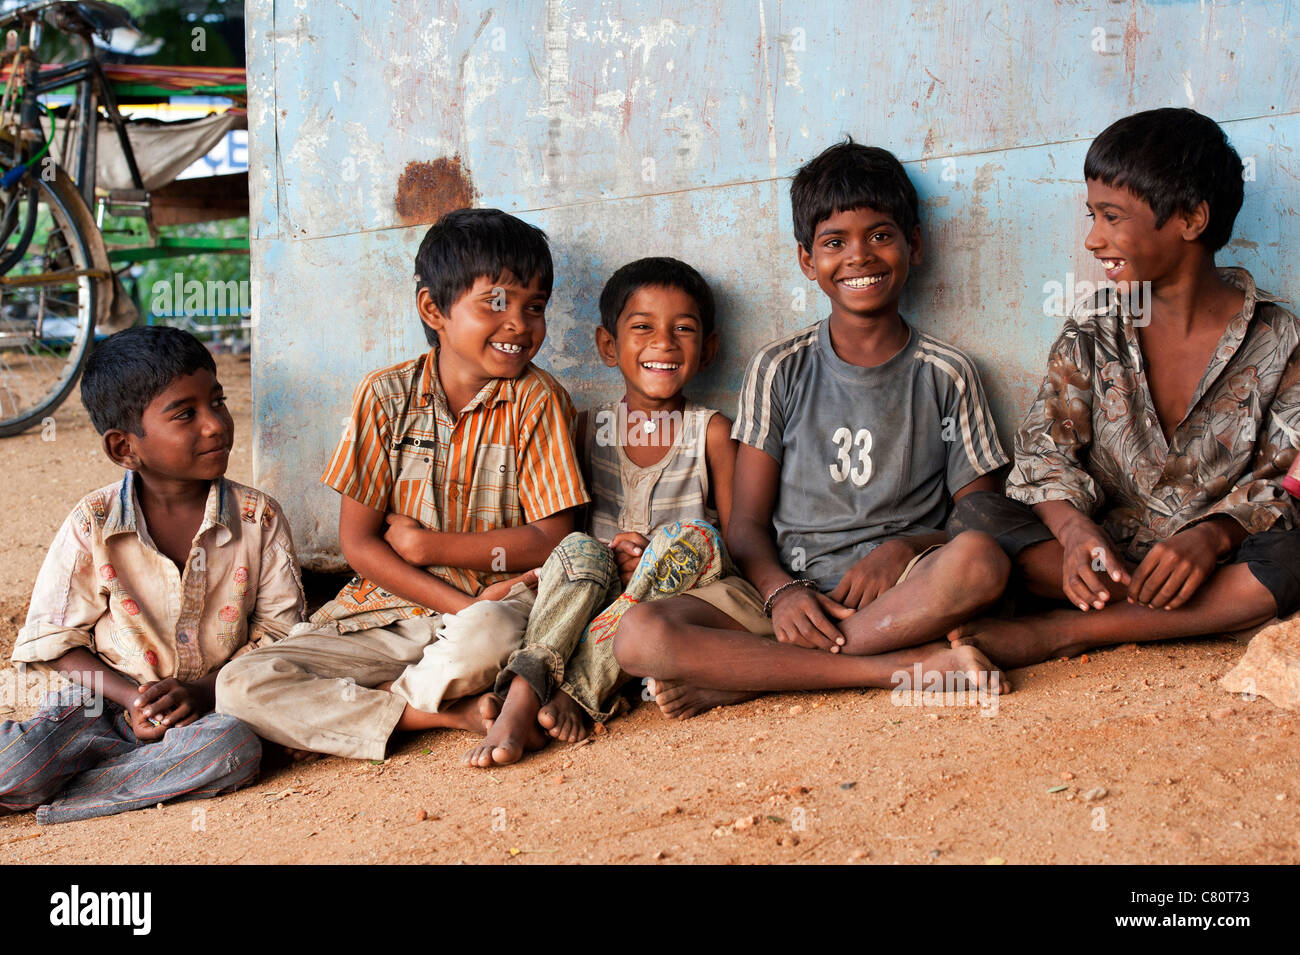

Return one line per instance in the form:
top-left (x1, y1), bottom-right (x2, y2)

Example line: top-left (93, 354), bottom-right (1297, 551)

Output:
top-left (216, 587), bottom-right (535, 760)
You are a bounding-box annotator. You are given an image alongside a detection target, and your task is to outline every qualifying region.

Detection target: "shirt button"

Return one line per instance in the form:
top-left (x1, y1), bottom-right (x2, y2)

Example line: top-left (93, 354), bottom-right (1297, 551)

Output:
top-left (177, 632), bottom-right (190, 644)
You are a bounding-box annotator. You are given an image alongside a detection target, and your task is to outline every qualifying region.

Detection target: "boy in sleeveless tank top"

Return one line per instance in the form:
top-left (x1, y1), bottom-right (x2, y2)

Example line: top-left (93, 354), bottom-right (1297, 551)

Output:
top-left (465, 258), bottom-right (741, 767)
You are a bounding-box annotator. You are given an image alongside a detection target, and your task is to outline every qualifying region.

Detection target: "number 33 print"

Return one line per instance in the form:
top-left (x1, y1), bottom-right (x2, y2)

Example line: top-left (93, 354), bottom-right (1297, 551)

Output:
top-left (829, 427), bottom-right (872, 486)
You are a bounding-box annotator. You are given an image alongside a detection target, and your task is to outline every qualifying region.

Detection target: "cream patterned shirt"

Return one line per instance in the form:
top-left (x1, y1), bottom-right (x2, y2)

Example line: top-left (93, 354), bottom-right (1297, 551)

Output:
top-left (13, 473), bottom-right (306, 686)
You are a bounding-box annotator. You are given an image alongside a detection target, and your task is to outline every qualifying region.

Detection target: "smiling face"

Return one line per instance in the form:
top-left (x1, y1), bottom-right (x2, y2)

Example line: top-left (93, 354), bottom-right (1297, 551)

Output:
top-left (420, 272), bottom-right (548, 392)
top-left (797, 206), bottom-right (922, 325)
top-left (1084, 179), bottom-right (1206, 289)
top-left (107, 367), bottom-right (234, 483)
top-left (595, 284), bottom-right (716, 406)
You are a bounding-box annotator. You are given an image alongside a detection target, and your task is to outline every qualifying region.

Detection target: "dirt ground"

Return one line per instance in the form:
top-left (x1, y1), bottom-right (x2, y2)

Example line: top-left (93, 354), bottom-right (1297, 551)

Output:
top-left (1, 354), bottom-right (1296, 865)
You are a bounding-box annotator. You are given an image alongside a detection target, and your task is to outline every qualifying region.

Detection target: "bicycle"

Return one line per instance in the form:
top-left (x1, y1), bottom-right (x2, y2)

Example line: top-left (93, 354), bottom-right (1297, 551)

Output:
top-left (0, 0), bottom-right (248, 438)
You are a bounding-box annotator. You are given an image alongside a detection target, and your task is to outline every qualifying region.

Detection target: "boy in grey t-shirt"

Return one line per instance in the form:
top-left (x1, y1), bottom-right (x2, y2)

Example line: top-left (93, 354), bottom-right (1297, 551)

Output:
top-left (613, 140), bottom-right (1014, 717)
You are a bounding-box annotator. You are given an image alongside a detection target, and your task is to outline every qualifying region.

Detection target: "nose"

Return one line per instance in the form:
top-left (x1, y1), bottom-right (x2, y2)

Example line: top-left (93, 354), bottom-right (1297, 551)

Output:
top-left (1083, 217), bottom-right (1104, 252)
top-left (199, 403), bottom-right (229, 438)
top-left (846, 236), bottom-right (874, 265)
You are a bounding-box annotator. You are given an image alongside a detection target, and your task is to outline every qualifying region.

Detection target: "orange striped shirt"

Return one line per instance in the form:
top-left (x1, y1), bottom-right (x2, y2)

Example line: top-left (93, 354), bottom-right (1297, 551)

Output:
top-left (312, 349), bottom-right (588, 630)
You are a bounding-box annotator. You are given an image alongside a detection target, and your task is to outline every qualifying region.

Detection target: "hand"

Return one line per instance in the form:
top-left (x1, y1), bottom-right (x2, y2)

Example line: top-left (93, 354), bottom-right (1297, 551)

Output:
top-left (770, 586), bottom-right (855, 653)
top-left (1127, 525), bottom-right (1220, 610)
top-left (828, 539), bottom-right (916, 610)
top-left (1057, 517), bottom-right (1131, 611)
top-left (475, 568), bottom-right (540, 603)
top-left (384, 513), bottom-right (431, 565)
top-left (609, 532), bottom-right (651, 586)
top-left (129, 679), bottom-right (204, 742)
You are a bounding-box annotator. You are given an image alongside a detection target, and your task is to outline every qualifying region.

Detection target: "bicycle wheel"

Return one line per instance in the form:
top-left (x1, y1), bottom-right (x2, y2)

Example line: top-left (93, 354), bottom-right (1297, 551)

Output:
top-left (0, 145), bottom-right (104, 437)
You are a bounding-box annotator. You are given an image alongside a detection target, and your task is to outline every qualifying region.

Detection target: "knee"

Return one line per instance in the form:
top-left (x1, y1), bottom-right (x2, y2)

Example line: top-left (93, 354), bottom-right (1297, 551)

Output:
top-left (214, 655), bottom-right (260, 717)
top-left (612, 602), bottom-right (673, 677)
top-left (946, 530), bottom-right (1011, 600)
top-left (540, 532), bottom-right (617, 587)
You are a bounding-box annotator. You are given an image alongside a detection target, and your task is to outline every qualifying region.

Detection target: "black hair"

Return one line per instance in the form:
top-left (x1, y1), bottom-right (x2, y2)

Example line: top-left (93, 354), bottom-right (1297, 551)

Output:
top-left (598, 257), bottom-right (716, 338)
top-left (80, 325), bottom-right (217, 436)
top-left (414, 208), bottom-right (554, 345)
top-left (1083, 108), bottom-right (1244, 253)
top-left (791, 138), bottom-right (920, 252)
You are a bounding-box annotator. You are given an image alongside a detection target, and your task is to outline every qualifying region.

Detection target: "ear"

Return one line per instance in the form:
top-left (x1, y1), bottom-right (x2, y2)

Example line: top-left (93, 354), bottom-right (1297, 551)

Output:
top-left (796, 242), bottom-right (817, 280)
top-left (595, 325), bottom-right (619, 368)
top-left (417, 287), bottom-right (447, 338)
top-left (102, 429), bottom-right (139, 470)
top-left (1177, 200), bottom-right (1211, 242)
top-left (907, 225), bottom-right (924, 266)
top-left (700, 330), bottom-right (719, 369)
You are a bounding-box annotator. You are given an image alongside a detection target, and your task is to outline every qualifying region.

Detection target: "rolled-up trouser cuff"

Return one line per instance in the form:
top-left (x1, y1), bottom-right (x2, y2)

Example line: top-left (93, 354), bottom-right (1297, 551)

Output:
top-left (558, 674), bottom-right (624, 723)
top-left (948, 490), bottom-right (1056, 559)
top-left (497, 644), bottom-right (565, 705)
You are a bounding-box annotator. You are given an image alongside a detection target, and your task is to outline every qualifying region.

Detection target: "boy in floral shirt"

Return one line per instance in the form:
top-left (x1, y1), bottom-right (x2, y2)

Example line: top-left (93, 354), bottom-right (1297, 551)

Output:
top-left (950, 108), bottom-right (1300, 666)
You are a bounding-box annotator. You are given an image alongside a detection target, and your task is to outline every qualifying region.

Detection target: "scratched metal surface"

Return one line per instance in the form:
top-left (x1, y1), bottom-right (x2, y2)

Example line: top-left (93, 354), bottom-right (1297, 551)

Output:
top-left (245, 0), bottom-right (1300, 568)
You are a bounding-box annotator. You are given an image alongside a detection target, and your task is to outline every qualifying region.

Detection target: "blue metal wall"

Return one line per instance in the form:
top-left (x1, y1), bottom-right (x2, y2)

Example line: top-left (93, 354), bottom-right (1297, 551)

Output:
top-left (246, 0), bottom-right (1300, 567)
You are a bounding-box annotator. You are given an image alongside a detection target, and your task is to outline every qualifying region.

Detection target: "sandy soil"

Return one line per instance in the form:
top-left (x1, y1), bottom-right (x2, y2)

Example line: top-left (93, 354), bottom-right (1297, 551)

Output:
top-left (0, 355), bottom-right (1296, 864)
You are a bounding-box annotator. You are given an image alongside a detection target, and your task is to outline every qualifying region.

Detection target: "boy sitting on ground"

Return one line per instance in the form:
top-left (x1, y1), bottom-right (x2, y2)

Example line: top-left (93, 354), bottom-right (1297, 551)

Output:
top-left (217, 208), bottom-right (589, 760)
top-left (614, 140), bottom-right (1012, 715)
top-left (2, 326), bottom-right (305, 824)
top-left (949, 108), bottom-right (1300, 666)
top-left (466, 256), bottom-right (738, 767)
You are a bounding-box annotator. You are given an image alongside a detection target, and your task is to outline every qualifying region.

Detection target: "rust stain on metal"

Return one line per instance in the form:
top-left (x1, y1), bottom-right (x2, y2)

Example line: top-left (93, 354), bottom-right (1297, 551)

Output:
top-left (394, 156), bottom-right (476, 226)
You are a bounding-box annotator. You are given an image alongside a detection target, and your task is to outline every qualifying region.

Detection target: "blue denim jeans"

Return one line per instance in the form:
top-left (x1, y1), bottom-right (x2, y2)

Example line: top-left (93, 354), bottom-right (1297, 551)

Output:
top-left (498, 520), bottom-right (730, 720)
top-left (0, 685), bottom-right (261, 824)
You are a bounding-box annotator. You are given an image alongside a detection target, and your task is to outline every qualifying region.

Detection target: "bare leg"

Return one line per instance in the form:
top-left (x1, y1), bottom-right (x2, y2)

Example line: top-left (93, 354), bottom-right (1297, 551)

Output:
top-left (615, 595), bottom-right (1007, 701)
top-left (838, 531), bottom-right (1011, 656)
top-left (951, 562), bottom-right (1276, 669)
top-left (376, 681), bottom-right (494, 734)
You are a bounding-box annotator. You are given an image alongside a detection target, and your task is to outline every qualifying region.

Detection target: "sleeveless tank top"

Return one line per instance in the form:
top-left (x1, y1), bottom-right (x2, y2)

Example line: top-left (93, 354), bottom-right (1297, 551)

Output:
top-left (585, 399), bottom-right (719, 541)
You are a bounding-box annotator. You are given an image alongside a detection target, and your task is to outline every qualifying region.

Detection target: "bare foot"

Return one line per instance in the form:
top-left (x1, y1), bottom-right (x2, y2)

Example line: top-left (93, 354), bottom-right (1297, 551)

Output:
top-left (537, 690), bottom-right (592, 742)
top-left (647, 678), bottom-right (757, 719)
top-left (919, 640), bottom-right (1012, 693)
top-left (463, 679), bottom-right (549, 767)
top-left (283, 746), bottom-right (323, 763)
top-left (948, 613), bottom-right (1081, 670)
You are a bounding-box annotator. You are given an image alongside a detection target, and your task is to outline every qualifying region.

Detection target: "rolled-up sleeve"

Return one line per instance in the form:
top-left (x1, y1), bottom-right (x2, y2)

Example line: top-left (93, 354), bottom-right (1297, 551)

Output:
top-left (1005, 322), bottom-right (1104, 516)
top-left (11, 509), bottom-right (102, 674)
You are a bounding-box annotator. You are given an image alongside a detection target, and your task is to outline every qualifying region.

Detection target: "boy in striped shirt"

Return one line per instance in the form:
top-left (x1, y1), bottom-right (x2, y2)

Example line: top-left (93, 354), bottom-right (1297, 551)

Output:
top-left (614, 141), bottom-right (1013, 715)
top-left (217, 209), bottom-right (590, 760)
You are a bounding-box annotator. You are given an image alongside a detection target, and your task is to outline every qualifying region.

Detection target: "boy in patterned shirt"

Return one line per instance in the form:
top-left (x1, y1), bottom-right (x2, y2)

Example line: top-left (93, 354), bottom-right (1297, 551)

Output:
top-left (2, 327), bottom-right (305, 823)
top-left (218, 208), bottom-right (590, 760)
top-left (949, 108), bottom-right (1300, 667)
top-left (614, 141), bottom-right (1013, 715)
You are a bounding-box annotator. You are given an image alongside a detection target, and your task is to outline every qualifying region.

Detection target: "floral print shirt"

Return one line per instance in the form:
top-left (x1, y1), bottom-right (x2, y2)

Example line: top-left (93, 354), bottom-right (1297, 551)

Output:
top-left (13, 473), bottom-right (306, 686)
top-left (1006, 268), bottom-right (1300, 560)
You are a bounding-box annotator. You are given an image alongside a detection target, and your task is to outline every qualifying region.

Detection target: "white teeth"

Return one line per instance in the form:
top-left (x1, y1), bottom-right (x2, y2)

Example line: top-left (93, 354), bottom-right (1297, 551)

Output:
top-left (842, 274), bottom-right (886, 288)
top-left (642, 361), bottom-right (680, 370)
top-left (491, 342), bottom-right (523, 354)
top-left (1101, 259), bottom-right (1125, 269)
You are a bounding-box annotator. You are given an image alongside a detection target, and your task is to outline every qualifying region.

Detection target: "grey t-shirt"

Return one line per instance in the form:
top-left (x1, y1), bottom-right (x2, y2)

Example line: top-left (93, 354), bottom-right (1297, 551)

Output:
top-left (733, 319), bottom-right (1008, 592)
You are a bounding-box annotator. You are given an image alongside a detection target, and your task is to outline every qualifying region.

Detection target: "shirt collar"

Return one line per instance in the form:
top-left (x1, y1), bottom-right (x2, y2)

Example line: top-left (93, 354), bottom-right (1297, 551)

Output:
top-left (106, 471), bottom-right (232, 546)
top-left (418, 345), bottom-right (518, 414)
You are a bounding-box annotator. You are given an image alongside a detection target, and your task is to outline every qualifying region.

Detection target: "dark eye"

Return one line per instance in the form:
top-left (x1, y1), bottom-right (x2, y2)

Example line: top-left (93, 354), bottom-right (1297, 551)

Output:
top-left (213, 396), bottom-right (227, 408)
top-left (872, 231), bottom-right (892, 242)
top-left (824, 238), bottom-right (843, 249)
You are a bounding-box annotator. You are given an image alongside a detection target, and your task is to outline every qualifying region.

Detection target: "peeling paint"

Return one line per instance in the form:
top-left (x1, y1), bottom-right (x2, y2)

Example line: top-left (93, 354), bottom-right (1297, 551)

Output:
top-left (394, 158), bottom-right (477, 226)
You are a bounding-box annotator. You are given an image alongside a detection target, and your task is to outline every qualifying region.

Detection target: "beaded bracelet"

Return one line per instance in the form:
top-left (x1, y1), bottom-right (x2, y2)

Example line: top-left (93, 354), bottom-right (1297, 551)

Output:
top-left (762, 578), bottom-right (818, 617)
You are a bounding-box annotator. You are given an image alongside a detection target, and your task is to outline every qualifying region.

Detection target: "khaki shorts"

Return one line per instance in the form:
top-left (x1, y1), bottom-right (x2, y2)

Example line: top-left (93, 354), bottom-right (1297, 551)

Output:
top-left (687, 544), bottom-right (942, 635)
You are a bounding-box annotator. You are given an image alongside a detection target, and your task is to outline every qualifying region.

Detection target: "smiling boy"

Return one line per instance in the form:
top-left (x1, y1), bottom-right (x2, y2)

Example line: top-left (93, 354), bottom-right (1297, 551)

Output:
top-left (466, 257), bottom-right (738, 766)
top-left (217, 208), bottom-right (589, 760)
top-left (3, 327), bottom-right (305, 823)
top-left (614, 141), bottom-right (1011, 715)
top-left (949, 108), bottom-right (1300, 665)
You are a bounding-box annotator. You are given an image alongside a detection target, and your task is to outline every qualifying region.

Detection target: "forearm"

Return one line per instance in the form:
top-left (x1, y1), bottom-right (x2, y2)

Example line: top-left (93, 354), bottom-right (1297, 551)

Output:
top-left (727, 515), bottom-right (793, 599)
top-left (51, 648), bottom-right (139, 708)
top-left (345, 533), bottom-right (475, 614)
top-left (1033, 499), bottom-right (1101, 544)
top-left (405, 522), bottom-right (569, 572)
top-left (1186, 515), bottom-right (1247, 559)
